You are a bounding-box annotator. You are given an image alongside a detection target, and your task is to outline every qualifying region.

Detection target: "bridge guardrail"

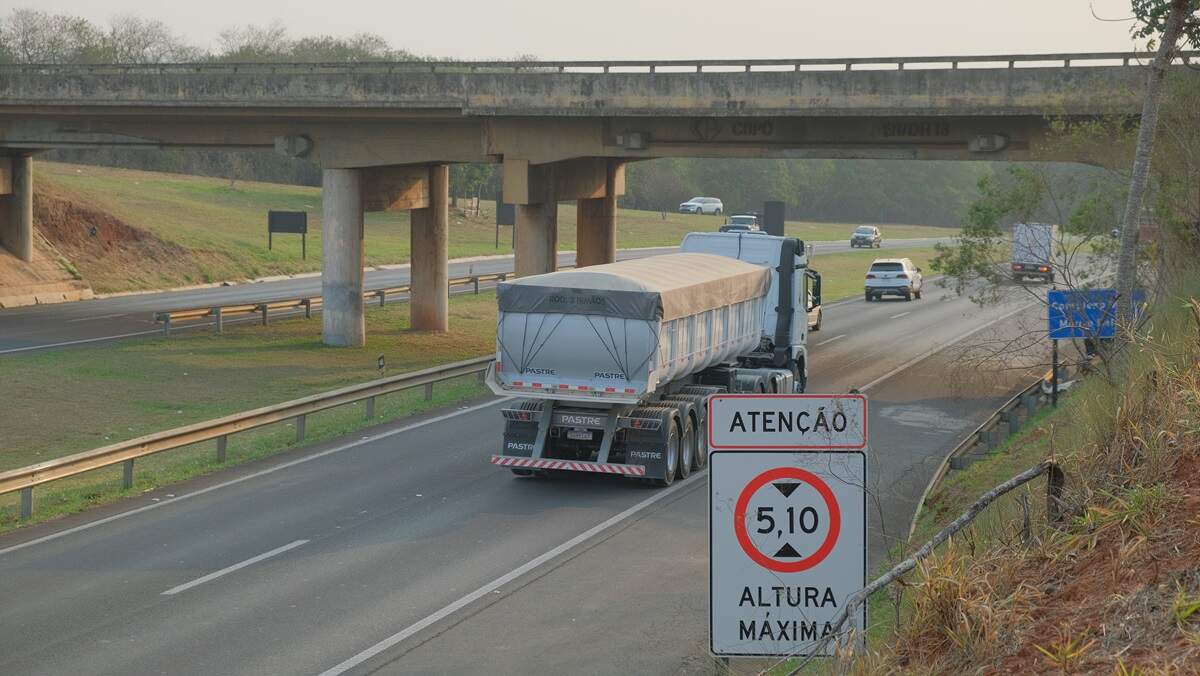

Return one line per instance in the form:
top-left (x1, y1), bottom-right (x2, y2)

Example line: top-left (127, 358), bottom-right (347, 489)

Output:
top-left (905, 364), bottom-right (1077, 540)
top-left (0, 355), bottom-right (495, 521)
top-left (4, 51), bottom-right (1195, 76)
top-left (153, 271), bottom-right (513, 335)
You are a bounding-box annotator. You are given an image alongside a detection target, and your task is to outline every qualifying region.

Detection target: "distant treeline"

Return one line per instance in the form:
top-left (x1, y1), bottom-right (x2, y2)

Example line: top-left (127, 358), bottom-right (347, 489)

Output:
top-left (10, 8), bottom-right (1089, 226)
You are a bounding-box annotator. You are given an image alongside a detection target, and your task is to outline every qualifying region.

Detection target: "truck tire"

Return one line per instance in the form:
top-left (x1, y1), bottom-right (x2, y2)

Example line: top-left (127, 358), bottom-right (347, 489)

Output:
top-left (865, 292), bottom-right (873, 302)
top-left (677, 416), bottom-right (695, 481)
top-left (661, 393), bottom-right (708, 472)
top-left (653, 419), bottom-right (681, 488)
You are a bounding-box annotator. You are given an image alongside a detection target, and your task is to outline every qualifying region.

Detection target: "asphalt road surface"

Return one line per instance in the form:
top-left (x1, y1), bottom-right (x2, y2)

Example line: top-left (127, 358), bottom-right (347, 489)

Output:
top-left (0, 238), bottom-right (948, 354)
top-left (0, 278), bottom-right (1044, 676)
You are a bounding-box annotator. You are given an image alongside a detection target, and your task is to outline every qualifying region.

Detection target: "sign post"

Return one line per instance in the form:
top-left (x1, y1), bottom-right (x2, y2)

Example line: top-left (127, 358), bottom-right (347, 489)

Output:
top-left (708, 394), bottom-right (868, 658)
top-left (267, 210), bottom-right (309, 259)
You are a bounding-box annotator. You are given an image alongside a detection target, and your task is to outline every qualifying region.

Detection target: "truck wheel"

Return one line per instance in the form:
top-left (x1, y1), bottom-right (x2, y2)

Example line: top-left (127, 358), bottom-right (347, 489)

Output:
top-left (677, 417), bottom-right (695, 481)
top-left (692, 416), bottom-right (708, 471)
top-left (510, 469), bottom-right (534, 477)
top-left (864, 292), bottom-right (872, 302)
top-left (653, 420), bottom-right (681, 487)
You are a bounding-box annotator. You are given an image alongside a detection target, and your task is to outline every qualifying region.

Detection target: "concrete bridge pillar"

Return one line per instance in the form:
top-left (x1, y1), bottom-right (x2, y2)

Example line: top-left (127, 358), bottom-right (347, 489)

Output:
top-left (576, 161), bottom-right (621, 267)
top-left (321, 168), bottom-right (366, 347)
top-left (0, 155), bottom-right (34, 262)
top-left (410, 164), bottom-right (448, 331)
top-left (514, 163), bottom-right (558, 278)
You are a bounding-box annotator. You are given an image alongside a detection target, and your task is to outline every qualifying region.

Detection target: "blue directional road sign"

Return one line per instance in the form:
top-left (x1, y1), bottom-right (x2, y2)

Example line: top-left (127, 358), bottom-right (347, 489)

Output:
top-left (1048, 288), bottom-right (1145, 340)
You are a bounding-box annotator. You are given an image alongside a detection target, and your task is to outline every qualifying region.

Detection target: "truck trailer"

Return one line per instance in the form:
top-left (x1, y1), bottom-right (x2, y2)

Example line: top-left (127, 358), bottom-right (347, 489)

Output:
top-left (485, 232), bottom-right (819, 486)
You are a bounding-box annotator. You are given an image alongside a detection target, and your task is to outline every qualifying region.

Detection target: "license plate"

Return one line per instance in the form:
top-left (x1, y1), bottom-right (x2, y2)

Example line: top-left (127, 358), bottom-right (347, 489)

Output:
top-left (566, 428), bottom-right (593, 441)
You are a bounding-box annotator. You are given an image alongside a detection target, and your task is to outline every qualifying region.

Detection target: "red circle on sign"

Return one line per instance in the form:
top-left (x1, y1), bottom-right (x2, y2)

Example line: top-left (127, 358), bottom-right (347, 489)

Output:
top-left (733, 467), bottom-right (841, 573)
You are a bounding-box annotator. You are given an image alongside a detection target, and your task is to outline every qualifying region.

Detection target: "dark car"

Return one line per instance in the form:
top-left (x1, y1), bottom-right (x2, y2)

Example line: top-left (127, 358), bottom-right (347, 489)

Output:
top-left (850, 226), bottom-right (881, 248)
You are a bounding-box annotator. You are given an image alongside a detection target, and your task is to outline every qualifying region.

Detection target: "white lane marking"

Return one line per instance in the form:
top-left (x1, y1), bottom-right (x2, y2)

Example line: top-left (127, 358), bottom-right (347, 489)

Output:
top-left (890, 311), bottom-right (911, 319)
top-left (860, 301), bottom-right (1037, 392)
top-left (162, 539), bottom-right (309, 596)
top-left (65, 313), bottom-right (131, 323)
top-left (816, 334), bottom-right (847, 347)
top-left (0, 398), bottom-right (512, 557)
top-left (0, 329), bottom-right (162, 354)
top-left (317, 472), bottom-right (703, 676)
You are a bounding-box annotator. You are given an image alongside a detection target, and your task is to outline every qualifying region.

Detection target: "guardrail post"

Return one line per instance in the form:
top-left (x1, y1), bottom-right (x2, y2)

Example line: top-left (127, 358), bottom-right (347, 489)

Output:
top-left (259, 304), bottom-right (269, 326)
top-left (296, 414), bottom-right (306, 442)
top-left (983, 428), bottom-right (996, 452)
top-left (303, 299), bottom-right (312, 319)
top-left (216, 435), bottom-right (227, 463)
top-left (1023, 392), bottom-right (1036, 421)
top-left (366, 396), bottom-right (376, 420)
top-left (376, 290), bottom-right (386, 307)
top-left (212, 307), bottom-right (223, 333)
top-left (473, 276), bottom-right (480, 294)
top-left (122, 459), bottom-right (134, 489)
top-left (20, 487), bottom-right (32, 520)
top-left (161, 314), bottom-right (171, 336)
top-left (424, 383), bottom-right (433, 401)
top-left (1003, 410), bottom-right (1019, 438)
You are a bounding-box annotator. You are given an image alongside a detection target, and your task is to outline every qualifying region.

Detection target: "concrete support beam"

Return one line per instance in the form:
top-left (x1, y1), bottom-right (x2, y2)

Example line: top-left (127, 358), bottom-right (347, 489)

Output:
top-left (410, 164), bottom-right (449, 331)
top-left (361, 165), bottom-right (430, 212)
top-left (321, 168), bottom-right (365, 347)
top-left (0, 155), bottom-right (33, 262)
top-left (576, 161), bottom-right (621, 267)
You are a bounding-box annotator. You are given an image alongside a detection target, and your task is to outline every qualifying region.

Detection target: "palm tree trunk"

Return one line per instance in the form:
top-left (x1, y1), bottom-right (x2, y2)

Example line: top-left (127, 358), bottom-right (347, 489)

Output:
top-left (1116, 0), bottom-right (1190, 328)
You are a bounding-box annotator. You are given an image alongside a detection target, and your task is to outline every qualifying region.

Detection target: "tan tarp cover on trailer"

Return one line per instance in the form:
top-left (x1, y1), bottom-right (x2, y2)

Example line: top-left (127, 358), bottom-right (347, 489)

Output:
top-left (504, 253), bottom-right (770, 321)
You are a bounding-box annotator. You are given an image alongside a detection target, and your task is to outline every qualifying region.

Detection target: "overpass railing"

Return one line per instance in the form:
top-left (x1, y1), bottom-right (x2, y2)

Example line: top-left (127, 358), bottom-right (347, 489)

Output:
top-left (0, 355), bottom-right (495, 520)
top-left (5, 51), bottom-right (1195, 76)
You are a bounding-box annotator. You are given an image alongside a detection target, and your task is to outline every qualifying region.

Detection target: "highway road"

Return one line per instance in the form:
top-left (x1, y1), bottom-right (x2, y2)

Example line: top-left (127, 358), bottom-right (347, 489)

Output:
top-left (0, 278), bottom-right (1045, 676)
top-left (0, 237), bottom-right (948, 354)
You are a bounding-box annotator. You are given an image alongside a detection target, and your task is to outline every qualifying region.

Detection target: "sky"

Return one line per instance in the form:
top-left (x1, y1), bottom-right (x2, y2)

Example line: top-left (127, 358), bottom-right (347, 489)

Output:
top-left (9, 0), bottom-right (1148, 61)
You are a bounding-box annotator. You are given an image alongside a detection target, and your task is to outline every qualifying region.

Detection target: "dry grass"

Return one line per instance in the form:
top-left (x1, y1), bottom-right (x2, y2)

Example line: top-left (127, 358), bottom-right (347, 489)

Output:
top-left (847, 284), bottom-right (1200, 674)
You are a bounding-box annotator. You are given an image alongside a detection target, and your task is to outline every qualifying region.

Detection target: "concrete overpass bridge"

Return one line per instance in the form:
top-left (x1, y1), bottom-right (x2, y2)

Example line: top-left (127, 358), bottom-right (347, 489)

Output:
top-left (0, 51), bottom-right (1190, 346)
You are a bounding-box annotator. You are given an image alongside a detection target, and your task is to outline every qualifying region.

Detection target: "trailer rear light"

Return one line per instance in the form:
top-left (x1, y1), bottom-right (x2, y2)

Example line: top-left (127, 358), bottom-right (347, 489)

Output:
top-left (624, 388), bottom-right (636, 394)
top-left (532, 382), bottom-right (542, 388)
top-left (577, 385), bottom-right (589, 391)
top-left (605, 387), bottom-right (616, 393)
top-left (626, 417), bottom-right (663, 431)
top-left (512, 380), bottom-right (524, 387)
top-left (557, 384), bottom-right (568, 389)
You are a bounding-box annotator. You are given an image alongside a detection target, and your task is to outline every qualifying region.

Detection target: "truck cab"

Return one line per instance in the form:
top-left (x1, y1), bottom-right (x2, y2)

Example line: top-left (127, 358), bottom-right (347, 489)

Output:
top-left (679, 231), bottom-right (819, 391)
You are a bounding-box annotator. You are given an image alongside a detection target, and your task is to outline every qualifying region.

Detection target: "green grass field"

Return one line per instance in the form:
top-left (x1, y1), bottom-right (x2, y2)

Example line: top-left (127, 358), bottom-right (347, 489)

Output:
top-left (38, 161), bottom-right (956, 292)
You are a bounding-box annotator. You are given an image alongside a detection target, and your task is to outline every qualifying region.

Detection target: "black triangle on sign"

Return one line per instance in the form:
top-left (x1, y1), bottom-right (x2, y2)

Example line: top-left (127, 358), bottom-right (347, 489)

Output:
top-left (774, 542), bottom-right (803, 558)
top-left (773, 482), bottom-right (800, 498)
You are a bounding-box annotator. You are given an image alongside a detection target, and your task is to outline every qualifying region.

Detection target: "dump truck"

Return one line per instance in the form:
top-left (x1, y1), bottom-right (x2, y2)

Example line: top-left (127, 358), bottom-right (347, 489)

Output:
top-left (1011, 222), bottom-right (1057, 283)
top-left (485, 232), bottom-right (819, 486)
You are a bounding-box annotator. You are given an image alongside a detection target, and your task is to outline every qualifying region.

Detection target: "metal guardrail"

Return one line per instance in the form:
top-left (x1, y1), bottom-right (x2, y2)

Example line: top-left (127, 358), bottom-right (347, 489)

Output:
top-left (153, 272), bottom-right (511, 334)
top-left (3, 51), bottom-right (1195, 76)
top-left (0, 355), bottom-right (494, 520)
top-left (905, 368), bottom-right (1066, 539)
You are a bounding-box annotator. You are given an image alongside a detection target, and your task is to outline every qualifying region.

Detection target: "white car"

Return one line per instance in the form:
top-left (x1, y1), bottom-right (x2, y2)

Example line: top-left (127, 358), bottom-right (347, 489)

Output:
top-left (678, 197), bottom-right (723, 215)
top-left (865, 258), bottom-right (923, 302)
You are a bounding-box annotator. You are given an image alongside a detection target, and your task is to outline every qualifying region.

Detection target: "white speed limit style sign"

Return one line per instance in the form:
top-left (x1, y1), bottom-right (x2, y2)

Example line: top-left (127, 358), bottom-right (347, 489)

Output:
top-left (709, 450), bottom-right (867, 657)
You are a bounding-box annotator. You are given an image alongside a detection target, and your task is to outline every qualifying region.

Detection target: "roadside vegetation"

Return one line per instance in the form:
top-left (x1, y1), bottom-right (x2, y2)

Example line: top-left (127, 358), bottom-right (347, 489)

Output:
top-left (36, 161), bottom-right (954, 293)
top-left (0, 293), bottom-right (497, 532)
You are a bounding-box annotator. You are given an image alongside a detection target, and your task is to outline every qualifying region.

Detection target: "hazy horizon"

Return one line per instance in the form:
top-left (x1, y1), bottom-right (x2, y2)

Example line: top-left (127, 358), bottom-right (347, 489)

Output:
top-left (13, 0), bottom-right (1147, 61)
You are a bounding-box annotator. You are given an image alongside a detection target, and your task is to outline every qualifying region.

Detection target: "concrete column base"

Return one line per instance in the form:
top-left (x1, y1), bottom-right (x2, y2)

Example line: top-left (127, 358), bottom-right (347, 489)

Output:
top-left (410, 164), bottom-right (449, 331)
top-left (0, 155), bottom-right (33, 263)
top-left (321, 168), bottom-right (366, 347)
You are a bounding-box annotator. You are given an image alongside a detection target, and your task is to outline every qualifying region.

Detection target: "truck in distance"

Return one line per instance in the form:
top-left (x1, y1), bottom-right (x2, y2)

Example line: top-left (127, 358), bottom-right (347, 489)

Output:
top-left (1011, 222), bottom-right (1056, 283)
top-left (486, 232), bottom-right (820, 487)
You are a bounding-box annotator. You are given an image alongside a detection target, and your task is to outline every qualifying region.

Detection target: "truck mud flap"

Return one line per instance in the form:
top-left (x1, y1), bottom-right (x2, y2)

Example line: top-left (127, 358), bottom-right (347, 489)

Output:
top-left (623, 406), bottom-right (676, 481)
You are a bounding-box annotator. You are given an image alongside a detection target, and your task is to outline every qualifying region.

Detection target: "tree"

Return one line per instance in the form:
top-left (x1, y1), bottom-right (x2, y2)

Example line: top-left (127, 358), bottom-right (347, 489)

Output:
top-left (1115, 0), bottom-right (1200, 327)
